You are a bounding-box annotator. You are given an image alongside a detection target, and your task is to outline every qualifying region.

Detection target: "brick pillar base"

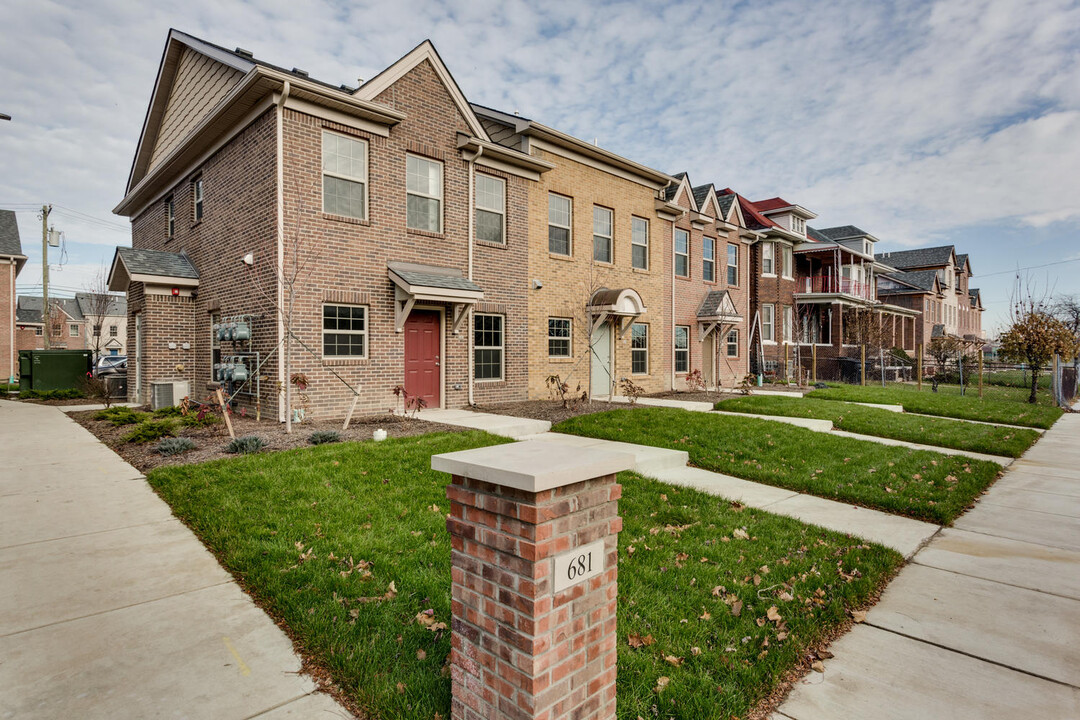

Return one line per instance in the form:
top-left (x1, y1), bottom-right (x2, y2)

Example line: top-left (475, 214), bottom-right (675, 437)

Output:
top-left (433, 441), bottom-right (633, 720)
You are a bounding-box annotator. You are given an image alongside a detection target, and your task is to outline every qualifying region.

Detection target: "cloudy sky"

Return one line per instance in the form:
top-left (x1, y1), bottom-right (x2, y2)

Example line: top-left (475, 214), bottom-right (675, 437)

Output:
top-left (2, 0), bottom-right (1078, 332)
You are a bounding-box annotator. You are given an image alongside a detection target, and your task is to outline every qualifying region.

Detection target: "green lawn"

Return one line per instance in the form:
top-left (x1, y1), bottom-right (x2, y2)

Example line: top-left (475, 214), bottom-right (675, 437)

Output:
top-left (556, 408), bottom-right (1000, 524)
top-left (807, 384), bottom-right (1062, 428)
top-left (147, 431), bottom-right (901, 720)
top-left (716, 396), bottom-right (1039, 458)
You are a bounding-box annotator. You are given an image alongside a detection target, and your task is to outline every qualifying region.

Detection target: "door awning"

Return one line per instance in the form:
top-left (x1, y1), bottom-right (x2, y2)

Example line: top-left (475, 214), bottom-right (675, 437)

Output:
top-left (388, 262), bottom-right (483, 334)
top-left (587, 288), bottom-right (646, 335)
top-left (696, 290), bottom-right (744, 339)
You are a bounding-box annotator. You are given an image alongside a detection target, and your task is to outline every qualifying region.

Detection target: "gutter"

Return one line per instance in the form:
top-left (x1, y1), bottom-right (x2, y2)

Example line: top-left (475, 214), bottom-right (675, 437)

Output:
top-left (465, 145), bottom-right (483, 406)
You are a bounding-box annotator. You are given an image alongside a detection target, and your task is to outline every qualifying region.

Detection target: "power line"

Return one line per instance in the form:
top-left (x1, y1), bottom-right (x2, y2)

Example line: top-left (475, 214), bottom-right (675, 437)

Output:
top-left (978, 257), bottom-right (1080, 278)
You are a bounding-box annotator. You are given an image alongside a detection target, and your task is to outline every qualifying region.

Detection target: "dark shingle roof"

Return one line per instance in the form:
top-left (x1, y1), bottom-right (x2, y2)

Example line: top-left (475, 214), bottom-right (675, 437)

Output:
top-left (817, 225), bottom-right (871, 241)
top-left (874, 246), bottom-right (955, 270)
top-left (691, 184), bottom-right (712, 210)
top-left (716, 193), bottom-right (735, 219)
top-left (116, 247), bottom-right (199, 279)
top-left (697, 290), bottom-right (740, 319)
top-left (806, 226), bottom-right (830, 243)
top-left (0, 210), bottom-right (23, 257)
top-left (879, 270), bottom-right (939, 294)
top-left (663, 172), bottom-right (687, 202)
top-left (931, 324), bottom-right (946, 339)
top-left (956, 253), bottom-right (971, 274)
top-left (388, 262), bottom-right (482, 293)
top-left (16, 295), bottom-right (84, 323)
top-left (969, 288), bottom-right (981, 306)
top-left (75, 292), bottom-right (127, 318)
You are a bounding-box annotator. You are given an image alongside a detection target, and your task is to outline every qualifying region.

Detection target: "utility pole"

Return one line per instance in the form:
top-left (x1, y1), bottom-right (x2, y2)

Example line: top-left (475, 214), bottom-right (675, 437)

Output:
top-left (41, 205), bottom-right (51, 349)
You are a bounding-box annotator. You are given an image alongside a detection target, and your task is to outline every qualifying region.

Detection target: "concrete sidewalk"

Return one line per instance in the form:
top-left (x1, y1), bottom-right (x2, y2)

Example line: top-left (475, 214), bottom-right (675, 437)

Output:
top-left (0, 400), bottom-right (350, 719)
top-left (776, 411), bottom-right (1080, 719)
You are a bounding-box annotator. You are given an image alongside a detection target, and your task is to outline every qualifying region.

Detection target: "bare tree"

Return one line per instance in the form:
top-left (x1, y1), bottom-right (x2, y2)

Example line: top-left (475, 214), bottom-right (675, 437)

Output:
top-left (81, 266), bottom-right (118, 362)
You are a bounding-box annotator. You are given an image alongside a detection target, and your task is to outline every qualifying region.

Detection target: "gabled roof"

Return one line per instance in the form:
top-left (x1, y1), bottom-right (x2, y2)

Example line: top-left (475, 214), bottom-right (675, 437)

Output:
top-left (691, 184), bottom-right (711, 209)
top-left (697, 290), bottom-right (741, 320)
top-left (16, 296), bottom-right (84, 324)
top-left (388, 262), bottom-right (482, 293)
top-left (874, 246), bottom-right (956, 270)
top-left (0, 210), bottom-right (23, 257)
top-left (354, 40), bottom-right (489, 141)
top-left (806, 226), bottom-right (831, 243)
top-left (108, 247), bottom-right (200, 292)
top-left (734, 196), bottom-right (778, 232)
top-left (879, 269), bottom-right (940, 294)
top-left (956, 253), bottom-right (972, 275)
top-left (931, 324), bottom-right (946, 339)
top-left (817, 225), bottom-right (878, 243)
top-left (75, 292), bottom-right (127, 318)
top-left (664, 172), bottom-right (690, 204)
top-left (751, 197), bottom-right (818, 219)
top-left (716, 192), bottom-right (736, 221)
top-left (969, 288), bottom-right (982, 308)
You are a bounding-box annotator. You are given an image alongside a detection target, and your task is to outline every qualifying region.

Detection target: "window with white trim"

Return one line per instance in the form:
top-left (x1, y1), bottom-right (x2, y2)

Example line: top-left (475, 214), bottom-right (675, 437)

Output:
top-left (166, 196), bottom-right (175, 239)
top-left (783, 305), bottom-right (793, 343)
top-left (631, 216), bottom-right (649, 270)
top-left (762, 304), bottom-right (775, 342)
top-left (675, 228), bottom-right (689, 278)
top-left (475, 173), bottom-right (505, 244)
top-left (630, 323), bottom-right (648, 374)
top-left (109, 325), bottom-right (118, 337)
top-left (782, 245), bottom-right (793, 278)
top-left (674, 325), bottom-right (690, 373)
top-left (726, 329), bottom-right (739, 357)
top-left (548, 193), bottom-right (571, 255)
top-left (69, 324), bottom-right (79, 337)
top-left (762, 242), bottom-right (775, 275)
top-left (322, 304), bottom-right (367, 358)
top-left (34, 327), bottom-right (42, 336)
top-left (93, 324), bottom-right (101, 337)
top-left (703, 237), bottom-right (715, 282)
top-left (192, 177), bottom-right (204, 222)
top-left (727, 244), bottom-right (738, 285)
top-left (474, 314), bottom-right (504, 381)
top-left (406, 154), bottom-right (443, 232)
top-left (548, 317), bottom-right (571, 358)
top-left (322, 131), bottom-right (368, 220)
top-left (593, 206), bottom-right (613, 263)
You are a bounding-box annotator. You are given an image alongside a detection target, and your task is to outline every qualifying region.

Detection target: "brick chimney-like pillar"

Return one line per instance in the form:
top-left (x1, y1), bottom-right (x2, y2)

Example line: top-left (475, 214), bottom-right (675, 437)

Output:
top-left (432, 441), bottom-right (633, 720)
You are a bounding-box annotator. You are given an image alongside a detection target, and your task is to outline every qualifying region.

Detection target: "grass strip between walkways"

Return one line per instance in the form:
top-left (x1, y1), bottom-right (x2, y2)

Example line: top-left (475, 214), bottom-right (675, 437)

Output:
top-left (555, 407), bottom-right (1001, 524)
top-left (147, 430), bottom-right (900, 720)
top-left (716, 395), bottom-right (1039, 458)
top-left (806, 384), bottom-right (1062, 429)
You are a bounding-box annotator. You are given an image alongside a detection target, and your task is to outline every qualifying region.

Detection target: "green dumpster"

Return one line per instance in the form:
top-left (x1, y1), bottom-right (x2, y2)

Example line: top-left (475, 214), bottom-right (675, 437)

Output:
top-left (18, 350), bottom-right (93, 392)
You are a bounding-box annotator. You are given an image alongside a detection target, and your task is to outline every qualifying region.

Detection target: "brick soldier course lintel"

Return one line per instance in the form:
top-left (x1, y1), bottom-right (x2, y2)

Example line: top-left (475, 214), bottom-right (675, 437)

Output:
top-left (433, 441), bottom-right (633, 720)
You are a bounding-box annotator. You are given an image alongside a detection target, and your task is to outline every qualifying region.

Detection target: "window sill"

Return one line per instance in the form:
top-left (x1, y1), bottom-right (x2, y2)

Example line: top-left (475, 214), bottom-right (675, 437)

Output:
top-left (476, 239), bottom-right (507, 249)
top-left (407, 227), bottom-right (445, 239)
top-left (548, 357), bottom-right (574, 363)
top-left (190, 221), bottom-right (202, 229)
top-left (475, 378), bottom-right (505, 385)
top-left (782, 276), bottom-right (795, 281)
top-left (675, 275), bottom-right (690, 281)
top-left (323, 213), bottom-right (369, 226)
top-left (548, 252), bottom-right (573, 262)
top-left (632, 267), bottom-right (650, 274)
top-left (323, 357), bottom-right (370, 367)
top-left (761, 273), bottom-right (776, 278)
top-left (592, 260), bottom-right (615, 268)
top-left (762, 340), bottom-right (777, 346)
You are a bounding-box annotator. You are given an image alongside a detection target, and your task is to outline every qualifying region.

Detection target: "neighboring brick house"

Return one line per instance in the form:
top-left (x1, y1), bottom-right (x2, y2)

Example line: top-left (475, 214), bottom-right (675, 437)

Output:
top-left (876, 245), bottom-right (984, 352)
top-left (75, 292), bottom-right (128, 357)
top-left (470, 104), bottom-right (675, 399)
top-left (112, 31), bottom-right (548, 416)
top-left (664, 175), bottom-right (751, 390)
top-left (0, 210), bottom-right (27, 381)
top-left (15, 296), bottom-right (86, 352)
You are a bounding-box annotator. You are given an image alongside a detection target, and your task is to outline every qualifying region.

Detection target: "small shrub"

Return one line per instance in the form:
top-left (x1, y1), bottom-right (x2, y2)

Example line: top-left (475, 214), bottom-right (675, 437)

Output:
top-left (156, 437), bottom-right (197, 456)
top-left (152, 405), bottom-right (185, 418)
top-left (180, 412), bottom-right (220, 428)
top-left (80, 374), bottom-right (115, 408)
top-left (308, 430), bottom-right (342, 445)
top-left (225, 435), bottom-right (266, 454)
top-left (94, 406), bottom-right (146, 426)
top-left (619, 377), bottom-right (645, 404)
top-left (20, 388), bottom-right (84, 400)
top-left (123, 420), bottom-right (176, 444)
top-left (684, 369), bottom-right (707, 393)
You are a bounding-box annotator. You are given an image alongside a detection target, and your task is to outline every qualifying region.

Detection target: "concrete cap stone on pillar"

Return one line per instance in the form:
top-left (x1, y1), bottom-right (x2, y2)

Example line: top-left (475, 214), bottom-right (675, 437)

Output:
top-left (432, 440), bottom-right (634, 493)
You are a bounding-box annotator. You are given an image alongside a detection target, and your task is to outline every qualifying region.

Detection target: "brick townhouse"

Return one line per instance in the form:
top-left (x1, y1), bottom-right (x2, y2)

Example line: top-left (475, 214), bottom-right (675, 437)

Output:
top-left (875, 246), bottom-right (984, 353)
top-left (14, 293), bottom-right (127, 357)
top-left (0, 211), bottom-right (27, 381)
top-left (112, 31), bottom-right (549, 416)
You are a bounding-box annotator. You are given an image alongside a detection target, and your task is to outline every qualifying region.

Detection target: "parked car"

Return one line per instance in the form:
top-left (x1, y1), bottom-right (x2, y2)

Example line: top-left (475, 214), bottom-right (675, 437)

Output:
top-left (93, 355), bottom-right (127, 378)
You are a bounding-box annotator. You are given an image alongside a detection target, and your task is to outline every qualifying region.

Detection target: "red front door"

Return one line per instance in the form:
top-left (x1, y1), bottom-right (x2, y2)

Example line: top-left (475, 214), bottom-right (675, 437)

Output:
top-left (403, 310), bottom-right (441, 408)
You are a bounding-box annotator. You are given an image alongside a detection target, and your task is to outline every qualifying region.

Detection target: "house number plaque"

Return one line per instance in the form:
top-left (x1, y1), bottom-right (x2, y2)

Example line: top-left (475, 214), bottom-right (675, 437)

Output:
top-left (552, 539), bottom-right (605, 593)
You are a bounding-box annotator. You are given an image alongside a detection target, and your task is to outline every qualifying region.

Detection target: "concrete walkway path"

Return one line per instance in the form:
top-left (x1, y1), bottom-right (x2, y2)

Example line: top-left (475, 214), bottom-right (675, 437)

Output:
top-left (776, 410), bottom-right (1080, 719)
top-left (409, 407), bottom-right (551, 439)
top-left (0, 400), bottom-right (350, 720)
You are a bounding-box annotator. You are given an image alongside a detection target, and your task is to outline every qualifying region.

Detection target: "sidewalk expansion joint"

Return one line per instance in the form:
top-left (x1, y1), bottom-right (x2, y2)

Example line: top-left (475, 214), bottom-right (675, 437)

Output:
top-left (0, 518), bottom-right (175, 551)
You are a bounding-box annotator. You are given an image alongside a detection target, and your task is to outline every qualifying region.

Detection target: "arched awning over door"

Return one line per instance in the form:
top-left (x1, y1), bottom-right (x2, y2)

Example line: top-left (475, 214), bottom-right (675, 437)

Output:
top-left (587, 288), bottom-right (647, 337)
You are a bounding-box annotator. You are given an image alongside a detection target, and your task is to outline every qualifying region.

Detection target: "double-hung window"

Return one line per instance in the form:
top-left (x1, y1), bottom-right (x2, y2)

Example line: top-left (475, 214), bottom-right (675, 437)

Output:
top-left (548, 193), bottom-right (571, 255)
top-left (702, 237), bottom-right (715, 282)
top-left (631, 217), bottom-right (649, 270)
top-left (322, 130), bottom-right (368, 220)
top-left (406, 155), bottom-right (443, 232)
top-left (675, 229), bottom-right (689, 278)
top-left (475, 173), bottom-right (505, 243)
top-left (109, 325), bottom-right (118, 337)
top-left (783, 306), bottom-right (793, 343)
top-left (726, 329), bottom-right (739, 357)
top-left (474, 314), bottom-right (504, 381)
top-left (192, 178), bottom-right (204, 222)
top-left (727, 244), bottom-right (738, 285)
top-left (674, 325), bottom-right (690, 373)
top-left (322, 304), bottom-right (367, 358)
top-left (782, 245), bottom-right (793, 278)
top-left (762, 242), bottom-right (775, 275)
top-left (93, 324), bottom-right (101, 337)
top-left (69, 324), bottom-right (79, 337)
top-left (166, 197), bottom-right (175, 239)
top-left (548, 318), bottom-right (571, 358)
top-left (762, 304), bottom-right (775, 342)
top-left (593, 206), bottom-right (613, 263)
top-left (630, 323), bottom-right (648, 374)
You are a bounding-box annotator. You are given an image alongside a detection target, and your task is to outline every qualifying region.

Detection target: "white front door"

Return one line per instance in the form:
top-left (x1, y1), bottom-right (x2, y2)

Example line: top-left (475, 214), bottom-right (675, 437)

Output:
top-left (590, 322), bottom-right (612, 398)
top-left (134, 312), bottom-right (142, 404)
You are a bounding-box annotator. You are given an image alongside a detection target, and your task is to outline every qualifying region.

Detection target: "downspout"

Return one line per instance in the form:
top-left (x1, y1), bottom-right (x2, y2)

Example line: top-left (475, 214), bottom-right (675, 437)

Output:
top-left (466, 145), bottom-right (483, 406)
top-left (275, 81), bottom-right (290, 422)
top-left (671, 218), bottom-right (676, 391)
top-left (8, 261), bottom-right (13, 383)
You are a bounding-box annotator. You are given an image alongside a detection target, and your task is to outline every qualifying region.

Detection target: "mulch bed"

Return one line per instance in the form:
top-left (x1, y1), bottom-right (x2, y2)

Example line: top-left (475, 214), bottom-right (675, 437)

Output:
top-left (70, 409), bottom-right (466, 472)
top-left (17, 396), bottom-right (103, 406)
top-left (470, 399), bottom-right (647, 425)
